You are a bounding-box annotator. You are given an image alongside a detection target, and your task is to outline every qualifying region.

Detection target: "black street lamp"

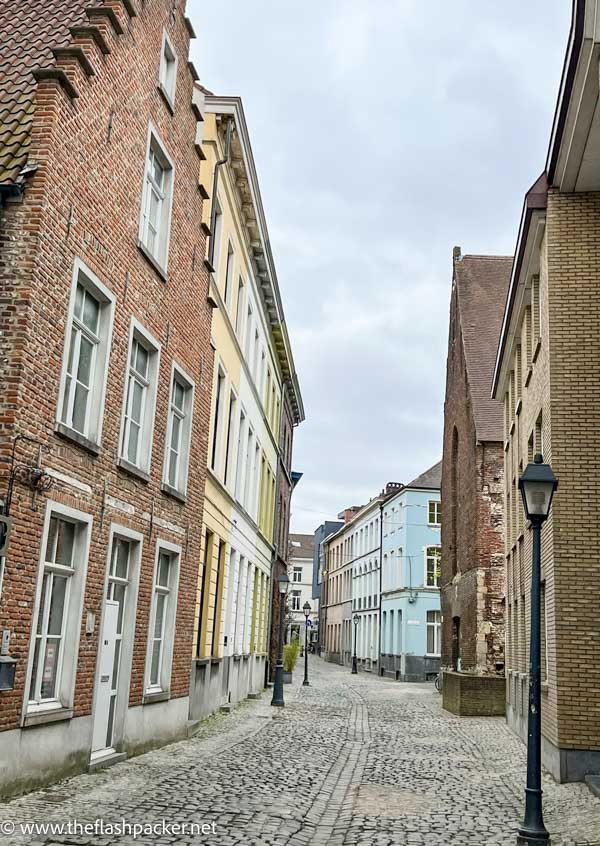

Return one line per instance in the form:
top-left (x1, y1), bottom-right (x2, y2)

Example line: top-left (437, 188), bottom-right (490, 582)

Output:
top-left (303, 601), bottom-right (311, 686)
top-left (352, 613), bottom-right (359, 675)
top-left (517, 454), bottom-right (558, 845)
top-left (271, 572), bottom-right (290, 708)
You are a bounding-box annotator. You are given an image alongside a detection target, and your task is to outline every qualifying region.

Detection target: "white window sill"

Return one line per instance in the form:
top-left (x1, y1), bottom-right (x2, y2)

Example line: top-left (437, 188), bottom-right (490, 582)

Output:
top-left (160, 481), bottom-right (187, 504)
top-left (54, 421), bottom-right (100, 456)
top-left (23, 705), bottom-right (74, 728)
top-left (117, 456), bottom-right (151, 483)
top-left (137, 240), bottom-right (168, 282)
top-left (142, 688), bottom-right (170, 705)
top-left (157, 82), bottom-right (175, 114)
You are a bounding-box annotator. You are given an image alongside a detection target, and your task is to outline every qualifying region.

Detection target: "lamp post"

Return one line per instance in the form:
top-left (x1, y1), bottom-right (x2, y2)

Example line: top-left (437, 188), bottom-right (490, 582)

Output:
top-left (271, 572), bottom-right (290, 707)
top-left (352, 613), bottom-right (359, 674)
top-left (303, 601), bottom-right (311, 686)
top-left (517, 454), bottom-right (558, 845)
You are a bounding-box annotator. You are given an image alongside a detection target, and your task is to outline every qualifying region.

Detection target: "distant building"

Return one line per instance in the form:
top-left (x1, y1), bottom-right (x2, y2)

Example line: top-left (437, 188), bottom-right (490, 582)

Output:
top-left (287, 534), bottom-right (317, 643)
top-left (492, 0), bottom-right (600, 783)
top-left (312, 521), bottom-right (343, 653)
top-left (380, 463), bottom-right (442, 682)
top-left (440, 250), bottom-right (509, 715)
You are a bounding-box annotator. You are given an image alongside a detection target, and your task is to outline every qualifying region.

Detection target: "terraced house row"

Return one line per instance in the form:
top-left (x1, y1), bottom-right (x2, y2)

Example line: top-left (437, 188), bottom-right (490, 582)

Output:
top-left (0, 0), bottom-right (303, 798)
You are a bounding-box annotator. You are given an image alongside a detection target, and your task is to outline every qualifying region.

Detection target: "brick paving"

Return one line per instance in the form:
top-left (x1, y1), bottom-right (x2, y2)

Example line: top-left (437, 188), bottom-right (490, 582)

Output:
top-left (1, 658), bottom-right (600, 845)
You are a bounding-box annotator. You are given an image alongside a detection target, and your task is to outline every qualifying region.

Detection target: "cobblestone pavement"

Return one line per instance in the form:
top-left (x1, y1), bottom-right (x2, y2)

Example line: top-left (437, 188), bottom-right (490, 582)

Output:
top-left (2, 658), bottom-right (600, 845)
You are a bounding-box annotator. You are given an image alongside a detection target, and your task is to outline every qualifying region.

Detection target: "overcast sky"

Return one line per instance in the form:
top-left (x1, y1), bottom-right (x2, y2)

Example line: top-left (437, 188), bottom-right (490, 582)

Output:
top-left (189, 1), bottom-right (570, 534)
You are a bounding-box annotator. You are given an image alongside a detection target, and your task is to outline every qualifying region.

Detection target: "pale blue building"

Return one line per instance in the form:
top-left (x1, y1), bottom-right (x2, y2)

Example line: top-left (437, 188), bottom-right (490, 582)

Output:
top-left (380, 461), bottom-right (442, 681)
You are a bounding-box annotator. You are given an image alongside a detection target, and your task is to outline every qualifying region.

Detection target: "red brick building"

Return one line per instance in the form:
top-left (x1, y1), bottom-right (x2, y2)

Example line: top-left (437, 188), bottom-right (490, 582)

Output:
top-left (0, 0), bottom-right (212, 796)
top-left (440, 249), bottom-right (510, 712)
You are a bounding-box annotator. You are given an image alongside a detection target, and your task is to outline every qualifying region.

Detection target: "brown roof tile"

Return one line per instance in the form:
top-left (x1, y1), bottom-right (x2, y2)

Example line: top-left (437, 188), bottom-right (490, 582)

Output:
top-left (0, 0), bottom-right (90, 185)
top-left (454, 254), bottom-right (512, 442)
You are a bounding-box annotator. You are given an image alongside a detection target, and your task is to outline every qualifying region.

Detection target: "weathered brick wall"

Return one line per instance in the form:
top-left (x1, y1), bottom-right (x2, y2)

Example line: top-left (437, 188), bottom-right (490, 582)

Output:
top-left (441, 281), bottom-right (505, 674)
top-left (0, 0), bottom-right (213, 732)
top-left (442, 670), bottom-right (506, 716)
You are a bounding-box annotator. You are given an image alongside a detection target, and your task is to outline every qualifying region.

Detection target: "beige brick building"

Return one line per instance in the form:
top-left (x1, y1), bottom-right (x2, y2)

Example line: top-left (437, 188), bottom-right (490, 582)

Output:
top-left (492, 0), bottom-right (600, 782)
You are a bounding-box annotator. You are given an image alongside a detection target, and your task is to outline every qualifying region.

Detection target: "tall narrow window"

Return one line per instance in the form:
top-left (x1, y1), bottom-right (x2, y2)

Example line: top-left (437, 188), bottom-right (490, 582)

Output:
top-left (120, 322), bottom-right (160, 474)
top-left (223, 244), bottom-right (234, 307)
top-left (243, 428), bottom-right (253, 508)
top-left (58, 260), bottom-right (115, 446)
top-left (235, 277), bottom-right (245, 337)
top-left (211, 540), bottom-right (225, 655)
top-left (139, 127), bottom-right (174, 271)
top-left (428, 501), bottom-right (441, 526)
top-left (104, 536), bottom-right (132, 748)
top-left (426, 610), bottom-right (441, 655)
top-left (27, 505), bottom-right (91, 715)
top-left (234, 409), bottom-right (246, 500)
top-left (425, 547), bottom-right (441, 587)
top-left (244, 304), bottom-right (253, 362)
top-left (163, 366), bottom-right (194, 495)
top-left (211, 200), bottom-right (223, 274)
top-left (223, 392), bottom-right (237, 486)
top-left (197, 531), bottom-right (212, 657)
top-left (146, 543), bottom-right (180, 693)
top-left (210, 369), bottom-right (225, 471)
top-left (158, 29), bottom-right (178, 108)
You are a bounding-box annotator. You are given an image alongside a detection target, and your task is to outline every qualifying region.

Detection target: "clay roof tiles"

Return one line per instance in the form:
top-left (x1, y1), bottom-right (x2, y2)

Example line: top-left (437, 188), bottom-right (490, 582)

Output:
top-left (0, 0), bottom-right (90, 185)
top-left (454, 254), bottom-right (513, 442)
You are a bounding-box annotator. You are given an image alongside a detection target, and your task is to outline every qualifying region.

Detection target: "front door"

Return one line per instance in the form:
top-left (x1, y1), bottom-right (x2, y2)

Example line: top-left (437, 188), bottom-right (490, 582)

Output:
top-left (91, 600), bottom-right (118, 754)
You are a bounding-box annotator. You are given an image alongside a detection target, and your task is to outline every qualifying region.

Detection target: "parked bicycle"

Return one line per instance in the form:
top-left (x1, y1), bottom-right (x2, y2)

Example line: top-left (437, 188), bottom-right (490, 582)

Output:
top-left (434, 672), bottom-right (443, 693)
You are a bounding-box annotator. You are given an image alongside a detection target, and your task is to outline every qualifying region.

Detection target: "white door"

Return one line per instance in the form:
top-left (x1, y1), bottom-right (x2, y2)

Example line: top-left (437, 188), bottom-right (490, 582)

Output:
top-left (92, 600), bottom-right (119, 754)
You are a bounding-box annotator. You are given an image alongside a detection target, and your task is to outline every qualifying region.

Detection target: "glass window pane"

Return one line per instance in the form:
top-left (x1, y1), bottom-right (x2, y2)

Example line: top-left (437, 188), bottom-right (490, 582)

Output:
top-left (74, 283), bottom-right (84, 320)
top-left (40, 637), bottom-right (60, 699)
top-left (111, 639), bottom-right (122, 690)
top-left (154, 592), bottom-right (166, 638)
top-left (113, 582), bottom-right (127, 634)
top-left (77, 336), bottom-right (94, 386)
top-left (158, 554), bottom-right (170, 588)
top-left (150, 640), bottom-right (161, 686)
top-left (47, 575), bottom-right (67, 636)
top-left (173, 380), bottom-right (185, 411)
top-left (151, 152), bottom-right (165, 187)
top-left (168, 449), bottom-right (178, 488)
top-left (29, 639), bottom-right (41, 700)
top-left (82, 290), bottom-right (100, 333)
top-left (131, 380), bottom-right (144, 423)
top-left (114, 539), bottom-right (130, 580)
top-left (45, 519), bottom-right (58, 564)
top-left (66, 327), bottom-right (77, 374)
top-left (72, 383), bottom-right (89, 433)
top-left (55, 519), bottom-right (75, 567)
top-left (36, 574), bottom-right (49, 634)
top-left (170, 415), bottom-right (181, 451)
top-left (127, 420), bottom-right (140, 464)
top-left (135, 343), bottom-right (149, 379)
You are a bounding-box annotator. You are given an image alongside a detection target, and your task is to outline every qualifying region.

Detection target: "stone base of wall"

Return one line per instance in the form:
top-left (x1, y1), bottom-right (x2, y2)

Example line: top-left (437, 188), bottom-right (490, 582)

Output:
top-left (380, 654), bottom-right (440, 682)
top-left (442, 670), bottom-right (505, 716)
top-left (189, 654), bottom-right (266, 722)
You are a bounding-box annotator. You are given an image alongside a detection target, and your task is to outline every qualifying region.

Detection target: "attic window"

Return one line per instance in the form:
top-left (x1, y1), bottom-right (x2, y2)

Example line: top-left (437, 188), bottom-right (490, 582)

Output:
top-left (159, 30), bottom-right (177, 109)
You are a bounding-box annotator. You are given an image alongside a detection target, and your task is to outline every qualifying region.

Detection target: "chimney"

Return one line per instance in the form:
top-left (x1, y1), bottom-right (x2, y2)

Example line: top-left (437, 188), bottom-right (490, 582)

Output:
top-left (337, 506), bottom-right (361, 524)
top-left (453, 245), bottom-right (462, 262)
top-left (385, 482), bottom-right (403, 495)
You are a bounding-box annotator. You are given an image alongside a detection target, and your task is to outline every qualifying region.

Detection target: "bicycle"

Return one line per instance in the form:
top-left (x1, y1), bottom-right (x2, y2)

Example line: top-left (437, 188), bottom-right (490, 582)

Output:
top-left (434, 672), bottom-right (443, 693)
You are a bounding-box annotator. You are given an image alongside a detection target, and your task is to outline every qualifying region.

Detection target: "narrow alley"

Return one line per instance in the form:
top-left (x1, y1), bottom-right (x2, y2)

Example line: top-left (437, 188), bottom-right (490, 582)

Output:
top-left (2, 659), bottom-right (600, 846)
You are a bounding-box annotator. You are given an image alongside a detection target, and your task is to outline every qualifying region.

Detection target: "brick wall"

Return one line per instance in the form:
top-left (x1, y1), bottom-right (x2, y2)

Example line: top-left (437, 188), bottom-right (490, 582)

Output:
top-left (441, 281), bottom-right (505, 674)
top-left (0, 0), bottom-right (212, 733)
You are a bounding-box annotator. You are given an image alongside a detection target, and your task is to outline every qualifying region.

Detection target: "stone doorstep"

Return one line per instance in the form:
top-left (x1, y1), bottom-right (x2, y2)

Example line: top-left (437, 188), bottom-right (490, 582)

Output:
top-left (88, 750), bottom-right (127, 774)
top-left (585, 775), bottom-right (600, 798)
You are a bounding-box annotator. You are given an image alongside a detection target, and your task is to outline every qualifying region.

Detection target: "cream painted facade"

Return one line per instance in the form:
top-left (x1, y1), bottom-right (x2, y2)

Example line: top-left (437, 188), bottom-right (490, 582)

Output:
top-left (189, 92), bottom-right (302, 720)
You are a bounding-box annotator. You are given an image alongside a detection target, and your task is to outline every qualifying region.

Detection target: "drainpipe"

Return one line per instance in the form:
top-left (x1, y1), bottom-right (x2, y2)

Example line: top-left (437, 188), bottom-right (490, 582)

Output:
top-left (378, 500), bottom-right (384, 675)
top-left (207, 118), bottom-right (233, 269)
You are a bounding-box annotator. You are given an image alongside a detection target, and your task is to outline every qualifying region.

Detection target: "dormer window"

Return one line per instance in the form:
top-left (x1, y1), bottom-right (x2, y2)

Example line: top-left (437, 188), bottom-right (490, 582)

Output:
top-left (158, 30), bottom-right (177, 109)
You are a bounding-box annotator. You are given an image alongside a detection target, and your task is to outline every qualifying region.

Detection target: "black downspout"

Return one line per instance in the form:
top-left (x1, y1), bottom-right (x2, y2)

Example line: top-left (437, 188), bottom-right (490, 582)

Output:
top-left (207, 119), bottom-right (233, 269)
top-left (378, 501), bottom-right (384, 675)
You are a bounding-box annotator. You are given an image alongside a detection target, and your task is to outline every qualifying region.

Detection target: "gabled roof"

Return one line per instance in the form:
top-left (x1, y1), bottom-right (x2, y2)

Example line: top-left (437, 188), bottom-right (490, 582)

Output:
top-left (454, 253), bottom-right (512, 441)
top-left (0, 0), bottom-right (89, 186)
top-left (405, 460), bottom-right (442, 491)
top-left (289, 534), bottom-right (314, 560)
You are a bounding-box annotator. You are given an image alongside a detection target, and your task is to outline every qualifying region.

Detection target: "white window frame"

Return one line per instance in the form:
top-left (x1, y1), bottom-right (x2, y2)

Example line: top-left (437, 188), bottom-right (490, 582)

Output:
top-left (291, 590), bottom-right (301, 612)
top-left (144, 539), bottom-right (181, 696)
top-left (56, 258), bottom-right (115, 448)
top-left (119, 318), bottom-right (161, 476)
top-left (162, 361), bottom-right (195, 496)
top-left (138, 123), bottom-right (175, 273)
top-left (23, 501), bottom-right (92, 720)
top-left (428, 500), bottom-right (441, 526)
top-left (425, 545), bottom-right (441, 588)
top-left (426, 610), bottom-right (441, 656)
top-left (293, 566), bottom-right (302, 583)
top-left (158, 28), bottom-right (178, 109)
top-left (223, 240), bottom-right (235, 308)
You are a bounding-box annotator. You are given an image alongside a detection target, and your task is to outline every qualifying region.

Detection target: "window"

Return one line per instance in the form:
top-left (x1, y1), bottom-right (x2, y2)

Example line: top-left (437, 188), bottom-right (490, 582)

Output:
top-left (120, 320), bottom-right (160, 474)
top-left (235, 277), bottom-right (245, 337)
top-left (146, 542), bottom-right (180, 693)
top-left (223, 243), bottom-right (234, 307)
top-left (428, 501), bottom-right (441, 526)
top-left (211, 200), bottom-right (223, 274)
top-left (158, 29), bottom-right (177, 108)
top-left (291, 590), bottom-right (301, 612)
top-left (27, 504), bottom-right (91, 715)
top-left (57, 259), bottom-right (115, 447)
top-left (244, 303), bottom-right (253, 361)
top-left (223, 391), bottom-right (237, 487)
top-left (163, 365), bottom-right (194, 495)
top-left (210, 368), bottom-right (225, 472)
top-left (426, 610), bottom-right (441, 655)
top-left (425, 547), bottom-right (441, 587)
top-left (293, 566), bottom-right (302, 583)
top-left (139, 126), bottom-right (174, 271)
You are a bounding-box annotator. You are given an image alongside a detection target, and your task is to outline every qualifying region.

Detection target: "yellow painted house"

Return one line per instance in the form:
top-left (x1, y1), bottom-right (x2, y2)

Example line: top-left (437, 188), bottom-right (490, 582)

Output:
top-left (189, 90), bottom-right (303, 718)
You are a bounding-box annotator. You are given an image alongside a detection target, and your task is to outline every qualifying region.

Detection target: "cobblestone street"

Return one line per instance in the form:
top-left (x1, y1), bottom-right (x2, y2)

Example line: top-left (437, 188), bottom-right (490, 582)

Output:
top-left (2, 658), bottom-right (600, 846)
